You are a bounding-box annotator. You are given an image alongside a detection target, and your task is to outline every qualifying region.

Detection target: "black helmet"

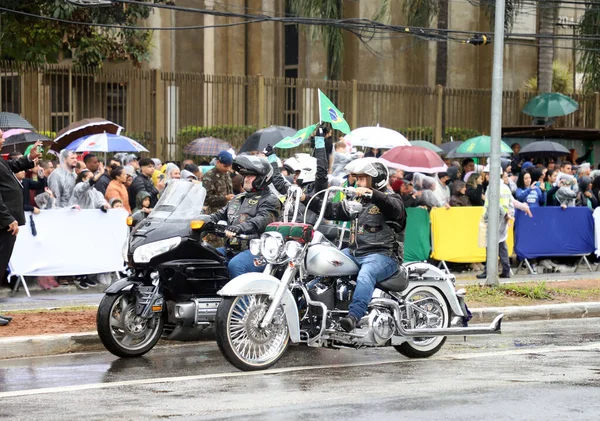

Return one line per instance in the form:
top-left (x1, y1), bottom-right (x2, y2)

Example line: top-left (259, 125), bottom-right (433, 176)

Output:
top-left (345, 158), bottom-right (389, 191)
top-left (233, 155), bottom-right (273, 191)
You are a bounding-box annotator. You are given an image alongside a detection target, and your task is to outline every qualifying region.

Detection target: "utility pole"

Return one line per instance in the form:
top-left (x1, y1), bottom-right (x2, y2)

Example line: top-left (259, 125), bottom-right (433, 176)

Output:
top-left (485, 0), bottom-right (506, 286)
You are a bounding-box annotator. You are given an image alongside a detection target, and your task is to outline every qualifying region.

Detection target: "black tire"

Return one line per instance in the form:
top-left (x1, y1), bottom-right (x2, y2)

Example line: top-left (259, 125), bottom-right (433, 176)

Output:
top-left (216, 295), bottom-right (289, 371)
top-left (394, 286), bottom-right (449, 359)
top-left (97, 292), bottom-right (164, 358)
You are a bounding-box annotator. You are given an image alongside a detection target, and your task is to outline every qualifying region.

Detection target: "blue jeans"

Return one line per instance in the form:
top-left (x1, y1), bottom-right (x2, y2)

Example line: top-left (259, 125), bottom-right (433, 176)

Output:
top-left (342, 249), bottom-right (398, 319)
top-left (217, 248), bottom-right (266, 279)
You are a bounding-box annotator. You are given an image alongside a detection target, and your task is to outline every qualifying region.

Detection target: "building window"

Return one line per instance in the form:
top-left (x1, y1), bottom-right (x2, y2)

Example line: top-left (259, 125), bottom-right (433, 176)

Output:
top-left (106, 83), bottom-right (126, 128)
top-left (0, 73), bottom-right (21, 114)
top-left (50, 76), bottom-right (70, 133)
top-left (284, 21), bottom-right (299, 128)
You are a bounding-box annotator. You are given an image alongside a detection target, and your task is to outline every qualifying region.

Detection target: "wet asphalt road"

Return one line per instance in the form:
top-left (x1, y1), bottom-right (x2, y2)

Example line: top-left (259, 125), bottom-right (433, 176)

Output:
top-left (1, 318), bottom-right (599, 420)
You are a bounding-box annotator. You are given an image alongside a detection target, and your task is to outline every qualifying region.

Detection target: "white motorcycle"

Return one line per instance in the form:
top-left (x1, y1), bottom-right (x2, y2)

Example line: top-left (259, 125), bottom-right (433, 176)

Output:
top-left (214, 186), bottom-right (503, 371)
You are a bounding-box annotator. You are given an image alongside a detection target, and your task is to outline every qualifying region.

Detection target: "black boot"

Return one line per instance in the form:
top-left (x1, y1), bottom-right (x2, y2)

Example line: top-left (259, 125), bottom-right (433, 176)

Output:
top-left (0, 315), bottom-right (12, 322)
top-left (340, 315), bottom-right (358, 332)
top-left (476, 272), bottom-right (487, 280)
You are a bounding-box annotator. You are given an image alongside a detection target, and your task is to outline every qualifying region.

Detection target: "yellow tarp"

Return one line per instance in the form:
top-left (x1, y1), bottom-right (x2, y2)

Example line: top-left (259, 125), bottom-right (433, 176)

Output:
top-left (430, 207), bottom-right (514, 263)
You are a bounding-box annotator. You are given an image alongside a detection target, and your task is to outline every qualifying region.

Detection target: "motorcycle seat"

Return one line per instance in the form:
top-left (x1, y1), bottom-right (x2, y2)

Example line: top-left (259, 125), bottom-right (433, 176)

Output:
top-left (376, 266), bottom-right (409, 292)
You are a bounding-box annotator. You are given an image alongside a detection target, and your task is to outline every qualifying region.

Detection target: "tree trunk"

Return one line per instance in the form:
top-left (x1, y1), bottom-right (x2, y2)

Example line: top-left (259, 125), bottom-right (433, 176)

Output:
top-left (537, 3), bottom-right (555, 93)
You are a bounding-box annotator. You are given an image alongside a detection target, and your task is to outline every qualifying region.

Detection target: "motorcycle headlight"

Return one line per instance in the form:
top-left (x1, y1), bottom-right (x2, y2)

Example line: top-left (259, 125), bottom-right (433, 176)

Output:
top-left (133, 237), bottom-right (182, 263)
top-left (249, 239), bottom-right (261, 256)
top-left (283, 241), bottom-right (303, 260)
top-left (260, 232), bottom-right (284, 262)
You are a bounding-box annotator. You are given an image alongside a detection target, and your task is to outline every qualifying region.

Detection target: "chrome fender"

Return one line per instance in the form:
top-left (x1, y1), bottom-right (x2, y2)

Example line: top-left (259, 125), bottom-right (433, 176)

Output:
top-left (402, 262), bottom-right (464, 317)
top-left (218, 272), bottom-right (301, 343)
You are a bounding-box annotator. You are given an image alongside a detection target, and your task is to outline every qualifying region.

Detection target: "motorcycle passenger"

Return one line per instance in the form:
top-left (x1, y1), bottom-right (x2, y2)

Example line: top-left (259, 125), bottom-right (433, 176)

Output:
top-left (209, 155), bottom-right (281, 278)
top-left (268, 130), bottom-right (329, 224)
top-left (304, 158), bottom-right (407, 332)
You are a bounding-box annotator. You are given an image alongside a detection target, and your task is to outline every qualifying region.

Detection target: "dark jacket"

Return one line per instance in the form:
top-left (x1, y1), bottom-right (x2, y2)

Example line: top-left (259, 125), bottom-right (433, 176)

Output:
top-left (0, 155), bottom-right (34, 228)
top-left (400, 193), bottom-right (420, 208)
top-left (271, 143), bottom-right (329, 224)
top-left (466, 184), bottom-right (485, 206)
top-left (307, 189), bottom-right (406, 259)
top-left (129, 173), bottom-right (159, 210)
top-left (94, 171), bottom-right (112, 196)
top-left (449, 181), bottom-right (471, 207)
top-left (210, 189), bottom-right (281, 251)
top-left (22, 178), bottom-right (46, 212)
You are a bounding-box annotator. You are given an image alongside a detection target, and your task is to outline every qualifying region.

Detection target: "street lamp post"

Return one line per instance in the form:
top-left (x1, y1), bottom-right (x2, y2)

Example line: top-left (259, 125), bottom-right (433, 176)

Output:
top-left (485, 0), bottom-right (506, 286)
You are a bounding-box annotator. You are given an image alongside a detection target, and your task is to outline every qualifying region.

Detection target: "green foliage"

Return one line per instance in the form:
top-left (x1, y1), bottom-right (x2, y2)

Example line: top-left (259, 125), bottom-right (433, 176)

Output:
top-left (480, 0), bottom-right (524, 31)
top-left (579, 4), bottom-right (600, 93)
top-left (523, 61), bottom-right (574, 94)
top-left (466, 282), bottom-right (553, 301)
top-left (287, 0), bottom-right (389, 80)
top-left (401, 0), bottom-right (439, 28)
top-left (398, 127), bottom-right (481, 142)
top-left (177, 125), bottom-right (257, 150)
top-left (0, 0), bottom-right (163, 66)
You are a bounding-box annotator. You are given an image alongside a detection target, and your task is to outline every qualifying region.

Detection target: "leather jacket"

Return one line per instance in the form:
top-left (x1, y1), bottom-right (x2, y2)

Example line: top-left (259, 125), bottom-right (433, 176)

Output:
top-left (307, 188), bottom-right (406, 260)
top-left (210, 189), bottom-right (281, 251)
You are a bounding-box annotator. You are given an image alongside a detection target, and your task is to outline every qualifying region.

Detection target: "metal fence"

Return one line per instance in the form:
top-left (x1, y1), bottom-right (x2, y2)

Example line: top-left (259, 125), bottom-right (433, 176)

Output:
top-left (1, 61), bottom-right (598, 161)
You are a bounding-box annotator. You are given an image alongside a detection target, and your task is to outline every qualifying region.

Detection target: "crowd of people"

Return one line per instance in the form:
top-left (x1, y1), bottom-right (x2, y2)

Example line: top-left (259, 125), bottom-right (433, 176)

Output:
top-left (1, 131), bottom-right (597, 295)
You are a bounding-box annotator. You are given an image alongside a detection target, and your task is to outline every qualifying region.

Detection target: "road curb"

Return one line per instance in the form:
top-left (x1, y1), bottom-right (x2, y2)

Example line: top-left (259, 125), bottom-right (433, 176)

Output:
top-left (470, 302), bottom-right (600, 323)
top-left (2, 302), bottom-right (600, 360)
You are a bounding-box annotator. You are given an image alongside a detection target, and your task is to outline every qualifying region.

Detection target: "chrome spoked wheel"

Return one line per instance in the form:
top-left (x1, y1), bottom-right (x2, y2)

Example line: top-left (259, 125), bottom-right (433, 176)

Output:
top-left (97, 292), bottom-right (163, 357)
top-left (394, 286), bottom-right (449, 358)
top-left (216, 294), bottom-right (289, 371)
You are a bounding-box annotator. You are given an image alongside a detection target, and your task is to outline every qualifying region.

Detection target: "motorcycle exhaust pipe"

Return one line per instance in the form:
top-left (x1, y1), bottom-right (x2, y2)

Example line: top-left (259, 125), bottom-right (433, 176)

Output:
top-left (397, 314), bottom-right (503, 337)
top-left (370, 298), bottom-right (503, 338)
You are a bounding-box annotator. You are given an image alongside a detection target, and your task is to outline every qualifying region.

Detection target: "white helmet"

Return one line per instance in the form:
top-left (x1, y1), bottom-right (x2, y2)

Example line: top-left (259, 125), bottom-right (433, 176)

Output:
top-left (295, 153), bottom-right (317, 185)
top-left (283, 157), bottom-right (302, 173)
top-left (345, 158), bottom-right (389, 191)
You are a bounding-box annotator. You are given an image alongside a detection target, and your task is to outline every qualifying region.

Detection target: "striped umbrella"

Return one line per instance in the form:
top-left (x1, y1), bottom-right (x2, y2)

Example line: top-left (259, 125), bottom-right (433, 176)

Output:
top-left (184, 137), bottom-right (232, 156)
top-left (65, 133), bottom-right (149, 153)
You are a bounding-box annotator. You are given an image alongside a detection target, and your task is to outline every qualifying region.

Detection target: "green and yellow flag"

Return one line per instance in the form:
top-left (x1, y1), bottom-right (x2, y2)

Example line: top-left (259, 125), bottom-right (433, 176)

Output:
top-left (274, 124), bottom-right (318, 149)
top-left (318, 89), bottom-right (351, 134)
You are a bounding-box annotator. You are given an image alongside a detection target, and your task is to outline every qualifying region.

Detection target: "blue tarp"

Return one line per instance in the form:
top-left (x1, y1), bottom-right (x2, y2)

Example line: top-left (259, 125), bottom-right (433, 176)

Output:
top-left (514, 207), bottom-right (595, 260)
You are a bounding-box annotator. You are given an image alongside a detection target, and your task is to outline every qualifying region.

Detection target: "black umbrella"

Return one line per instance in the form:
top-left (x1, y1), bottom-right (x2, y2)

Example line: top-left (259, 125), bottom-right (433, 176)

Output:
top-left (239, 126), bottom-right (296, 153)
top-left (1, 131), bottom-right (51, 154)
top-left (0, 112), bottom-right (35, 131)
top-left (519, 141), bottom-right (570, 158)
top-left (439, 141), bottom-right (463, 157)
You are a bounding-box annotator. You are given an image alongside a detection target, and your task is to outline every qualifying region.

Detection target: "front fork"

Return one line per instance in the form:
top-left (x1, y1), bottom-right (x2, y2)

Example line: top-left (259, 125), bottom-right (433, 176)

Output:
top-left (259, 264), bottom-right (297, 329)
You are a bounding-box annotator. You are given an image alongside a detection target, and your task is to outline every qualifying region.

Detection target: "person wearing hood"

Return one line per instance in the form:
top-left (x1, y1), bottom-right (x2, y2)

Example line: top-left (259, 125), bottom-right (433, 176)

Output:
top-left (433, 172), bottom-right (451, 206)
top-left (165, 163), bottom-right (181, 182)
top-left (130, 190), bottom-right (153, 226)
top-left (180, 169), bottom-right (198, 181)
top-left (330, 139), bottom-right (361, 185)
top-left (576, 176), bottom-right (598, 209)
top-left (449, 181), bottom-right (471, 207)
top-left (413, 173), bottom-right (444, 210)
top-left (47, 149), bottom-right (78, 208)
top-left (69, 169), bottom-right (110, 211)
top-left (446, 166), bottom-right (460, 189)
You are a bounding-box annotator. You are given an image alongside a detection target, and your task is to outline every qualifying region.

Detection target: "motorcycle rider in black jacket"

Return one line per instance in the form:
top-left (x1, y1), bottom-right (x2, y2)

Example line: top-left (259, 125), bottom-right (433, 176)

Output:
top-left (304, 158), bottom-right (407, 332)
top-left (209, 155), bottom-right (281, 278)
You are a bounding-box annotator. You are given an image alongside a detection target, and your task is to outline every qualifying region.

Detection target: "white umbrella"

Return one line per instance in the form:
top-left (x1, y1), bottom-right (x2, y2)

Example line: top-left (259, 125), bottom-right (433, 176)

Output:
top-left (344, 125), bottom-right (410, 149)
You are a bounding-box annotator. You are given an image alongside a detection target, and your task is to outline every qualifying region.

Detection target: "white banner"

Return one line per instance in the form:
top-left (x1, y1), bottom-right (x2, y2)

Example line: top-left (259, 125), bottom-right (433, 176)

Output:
top-left (595, 208), bottom-right (600, 257)
top-left (9, 209), bottom-right (129, 277)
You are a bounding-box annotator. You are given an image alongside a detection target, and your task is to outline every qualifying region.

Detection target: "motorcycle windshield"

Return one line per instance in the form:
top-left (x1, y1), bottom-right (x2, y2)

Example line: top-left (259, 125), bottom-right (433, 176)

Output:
top-left (147, 180), bottom-right (207, 222)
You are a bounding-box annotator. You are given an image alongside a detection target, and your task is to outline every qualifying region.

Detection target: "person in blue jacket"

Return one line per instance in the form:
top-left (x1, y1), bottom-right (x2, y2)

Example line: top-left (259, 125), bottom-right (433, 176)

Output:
top-left (516, 168), bottom-right (545, 207)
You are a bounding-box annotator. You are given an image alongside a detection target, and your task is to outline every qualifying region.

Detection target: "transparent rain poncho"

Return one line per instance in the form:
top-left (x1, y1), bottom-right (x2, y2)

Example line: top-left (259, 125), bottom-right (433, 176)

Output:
top-left (47, 149), bottom-right (77, 208)
top-left (412, 173), bottom-right (443, 209)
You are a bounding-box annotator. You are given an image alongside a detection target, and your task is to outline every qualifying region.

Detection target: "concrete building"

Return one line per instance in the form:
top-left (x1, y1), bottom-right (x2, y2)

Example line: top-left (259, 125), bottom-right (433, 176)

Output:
top-left (145, 0), bottom-right (583, 91)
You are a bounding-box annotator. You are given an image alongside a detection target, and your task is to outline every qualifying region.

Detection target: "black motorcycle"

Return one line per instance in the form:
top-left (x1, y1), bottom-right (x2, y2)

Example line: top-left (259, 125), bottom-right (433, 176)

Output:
top-left (97, 181), bottom-right (251, 358)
